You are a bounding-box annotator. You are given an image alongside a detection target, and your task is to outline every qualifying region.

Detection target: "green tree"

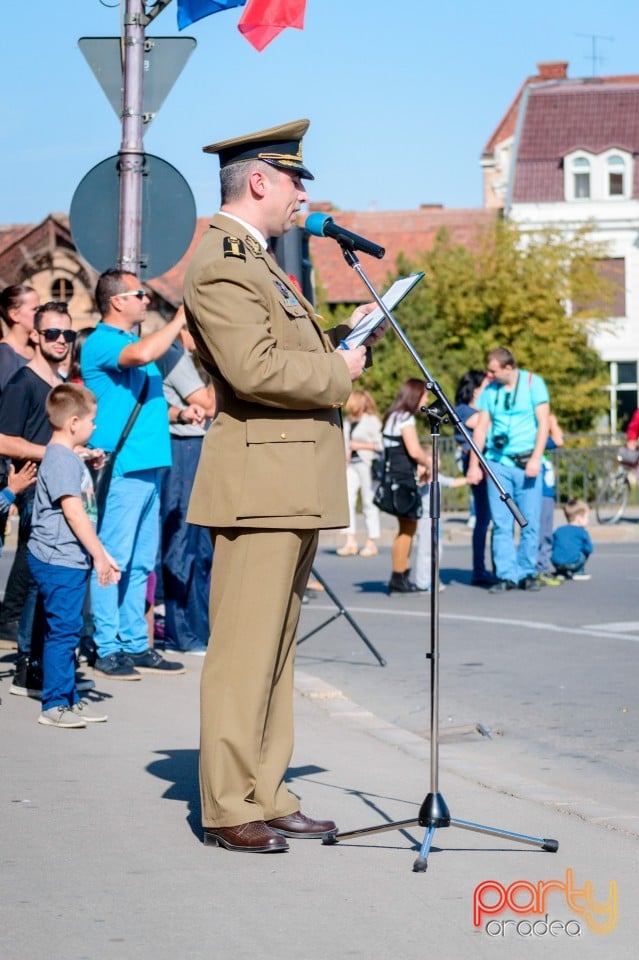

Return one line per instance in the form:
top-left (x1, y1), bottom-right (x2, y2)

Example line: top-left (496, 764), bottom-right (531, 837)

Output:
top-left (316, 219), bottom-right (610, 431)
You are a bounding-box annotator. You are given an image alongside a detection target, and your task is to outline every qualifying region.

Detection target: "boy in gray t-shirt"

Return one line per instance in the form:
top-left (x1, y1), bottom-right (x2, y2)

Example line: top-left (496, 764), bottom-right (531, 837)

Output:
top-left (27, 383), bottom-right (120, 728)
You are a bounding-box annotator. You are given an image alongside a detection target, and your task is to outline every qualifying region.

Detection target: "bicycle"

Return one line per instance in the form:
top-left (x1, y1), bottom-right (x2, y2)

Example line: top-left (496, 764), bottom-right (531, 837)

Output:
top-left (595, 447), bottom-right (638, 524)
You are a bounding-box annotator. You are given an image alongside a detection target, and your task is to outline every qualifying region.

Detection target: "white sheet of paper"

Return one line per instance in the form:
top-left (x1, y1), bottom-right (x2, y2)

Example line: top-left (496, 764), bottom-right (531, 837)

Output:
top-left (341, 273), bottom-right (424, 348)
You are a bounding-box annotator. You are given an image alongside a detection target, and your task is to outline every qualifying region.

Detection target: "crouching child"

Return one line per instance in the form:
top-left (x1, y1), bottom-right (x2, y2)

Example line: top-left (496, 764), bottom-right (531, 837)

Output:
top-left (551, 498), bottom-right (593, 581)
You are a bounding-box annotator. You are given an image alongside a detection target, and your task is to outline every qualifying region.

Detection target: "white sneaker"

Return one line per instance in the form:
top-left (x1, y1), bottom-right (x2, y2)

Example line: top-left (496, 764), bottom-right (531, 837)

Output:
top-left (572, 573), bottom-right (592, 581)
top-left (38, 706), bottom-right (86, 729)
top-left (71, 699), bottom-right (108, 723)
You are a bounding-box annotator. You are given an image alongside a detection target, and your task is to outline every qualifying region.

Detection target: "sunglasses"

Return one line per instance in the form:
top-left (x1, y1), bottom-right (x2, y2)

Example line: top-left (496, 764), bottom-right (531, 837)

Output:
top-left (40, 328), bottom-right (76, 343)
top-left (111, 289), bottom-right (147, 301)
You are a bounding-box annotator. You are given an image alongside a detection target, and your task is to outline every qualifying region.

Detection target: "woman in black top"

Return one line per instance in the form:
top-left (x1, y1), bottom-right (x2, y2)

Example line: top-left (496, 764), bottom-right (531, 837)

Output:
top-left (381, 378), bottom-right (430, 594)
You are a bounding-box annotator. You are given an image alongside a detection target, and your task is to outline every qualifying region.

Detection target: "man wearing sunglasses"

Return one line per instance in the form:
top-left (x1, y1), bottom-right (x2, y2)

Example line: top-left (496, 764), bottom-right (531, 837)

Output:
top-left (80, 269), bottom-right (188, 681)
top-left (0, 301), bottom-right (90, 693)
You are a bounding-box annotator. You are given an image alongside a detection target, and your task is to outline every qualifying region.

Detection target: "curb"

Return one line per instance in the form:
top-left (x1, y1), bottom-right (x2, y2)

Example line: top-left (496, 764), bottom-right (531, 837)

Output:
top-left (295, 670), bottom-right (639, 840)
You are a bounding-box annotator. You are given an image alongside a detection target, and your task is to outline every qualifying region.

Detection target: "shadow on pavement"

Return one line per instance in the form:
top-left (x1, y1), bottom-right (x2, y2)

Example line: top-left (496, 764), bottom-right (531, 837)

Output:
top-left (147, 748), bottom-right (201, 840)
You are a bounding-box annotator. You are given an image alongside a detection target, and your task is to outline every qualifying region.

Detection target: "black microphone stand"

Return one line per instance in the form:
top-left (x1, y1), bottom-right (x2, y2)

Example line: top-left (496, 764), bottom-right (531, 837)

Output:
top-left (298, 565), bottom-right (387, 667)
top-left (323, 242), bottom-right (559, 872)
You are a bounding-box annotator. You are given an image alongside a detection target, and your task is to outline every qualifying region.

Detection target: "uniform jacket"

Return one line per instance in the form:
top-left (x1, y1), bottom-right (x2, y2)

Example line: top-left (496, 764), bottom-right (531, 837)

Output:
top-left (183, 213), bottom-right (353, 529)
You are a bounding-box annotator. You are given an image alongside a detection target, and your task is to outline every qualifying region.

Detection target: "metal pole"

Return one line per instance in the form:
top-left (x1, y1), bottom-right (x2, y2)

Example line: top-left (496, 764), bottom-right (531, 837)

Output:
top-left (118, 0), bottom-right (146, 270)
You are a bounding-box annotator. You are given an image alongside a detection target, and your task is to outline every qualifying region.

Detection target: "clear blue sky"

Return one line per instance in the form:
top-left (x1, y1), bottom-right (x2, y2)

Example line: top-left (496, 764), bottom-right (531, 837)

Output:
top-left (2, 0), bottom-right (638, 225)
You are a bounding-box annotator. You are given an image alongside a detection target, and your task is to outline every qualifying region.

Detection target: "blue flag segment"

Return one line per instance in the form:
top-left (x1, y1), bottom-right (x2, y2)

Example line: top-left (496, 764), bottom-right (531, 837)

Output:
top-left (177, 0), bottom-right (247, 31)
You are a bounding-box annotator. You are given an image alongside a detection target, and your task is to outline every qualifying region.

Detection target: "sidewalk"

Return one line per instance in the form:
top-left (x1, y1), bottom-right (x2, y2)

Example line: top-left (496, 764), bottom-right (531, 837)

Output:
top-left (1, 649), bottom-right (637, 959)
top-left (319, 506), bottom-right (639, 550)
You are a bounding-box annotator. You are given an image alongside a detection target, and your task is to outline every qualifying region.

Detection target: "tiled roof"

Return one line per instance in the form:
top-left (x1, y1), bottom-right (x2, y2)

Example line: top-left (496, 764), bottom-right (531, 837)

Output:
top-left (145, 208), bottom-right (495, 306)
top-left (483, 64), bottom-right (639, 157)
top-left (482, 62), bottom-right (570, 156)
top-left (0, 224), bottom-right (34, 253)
top-left (305, 207), bottom-right (495, 304)
top-left (513, 81), bottom-right (639, 202)
top-left (0, 209), bottom-right (494, 308)
top-left (0, 215), bottom-right (92, 291)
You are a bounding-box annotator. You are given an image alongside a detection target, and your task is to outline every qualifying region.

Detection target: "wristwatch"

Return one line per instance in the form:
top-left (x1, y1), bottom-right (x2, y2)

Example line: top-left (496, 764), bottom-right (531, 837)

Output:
top-left (176, 409), bottom-right (187, 425)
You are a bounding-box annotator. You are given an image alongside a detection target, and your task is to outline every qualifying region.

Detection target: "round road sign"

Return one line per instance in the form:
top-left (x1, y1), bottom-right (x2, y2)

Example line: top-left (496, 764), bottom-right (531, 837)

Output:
top-left (70, 153), bottom-right (196, 280)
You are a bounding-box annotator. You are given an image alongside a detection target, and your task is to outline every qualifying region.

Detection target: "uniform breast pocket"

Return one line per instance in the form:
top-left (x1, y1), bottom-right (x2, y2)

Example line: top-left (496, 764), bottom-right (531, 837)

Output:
top-left (279, 301), bottom-right (320, 351)
top-left (236, 419), bottom-right (321, 519)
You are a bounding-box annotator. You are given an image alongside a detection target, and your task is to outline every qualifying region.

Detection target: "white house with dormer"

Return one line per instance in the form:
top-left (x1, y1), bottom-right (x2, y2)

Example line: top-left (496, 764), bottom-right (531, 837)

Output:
top-left (482, 62), bottom-right (639, 432)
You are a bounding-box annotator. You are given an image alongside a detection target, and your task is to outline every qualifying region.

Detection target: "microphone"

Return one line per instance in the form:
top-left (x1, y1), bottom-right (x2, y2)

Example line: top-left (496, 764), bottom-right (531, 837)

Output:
top-left (305, 213), bottom-right (385, 259)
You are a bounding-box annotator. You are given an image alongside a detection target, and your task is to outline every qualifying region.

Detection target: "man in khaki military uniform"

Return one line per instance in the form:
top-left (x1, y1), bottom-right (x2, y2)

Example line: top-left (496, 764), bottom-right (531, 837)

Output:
top-left (184, 119), bottom-right (377, 853)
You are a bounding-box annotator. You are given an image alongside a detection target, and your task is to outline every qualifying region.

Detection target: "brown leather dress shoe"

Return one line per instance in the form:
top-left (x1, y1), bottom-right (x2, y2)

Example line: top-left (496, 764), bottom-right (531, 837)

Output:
top-left (266, 810), bottom-right (338, 839)
top-left (203, 820), bottom-right (289, 853)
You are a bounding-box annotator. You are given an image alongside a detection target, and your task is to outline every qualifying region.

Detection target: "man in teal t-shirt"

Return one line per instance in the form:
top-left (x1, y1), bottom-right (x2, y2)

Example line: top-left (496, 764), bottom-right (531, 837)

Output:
top-left (81, 269), bottom-right (187, 680)
top-left (467, 347), bottom-right (550, 592)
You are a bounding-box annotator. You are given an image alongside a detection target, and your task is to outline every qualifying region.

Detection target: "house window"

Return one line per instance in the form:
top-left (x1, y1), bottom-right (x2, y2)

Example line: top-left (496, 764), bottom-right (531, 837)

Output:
top-left (607, 155), bottom-right (625, 196)
top-left (51, 278), bottom-right (74, 302)
top-left (573, 157), bottom-right (590, 199)
top-left (608, 361), bottom-right (638, 435)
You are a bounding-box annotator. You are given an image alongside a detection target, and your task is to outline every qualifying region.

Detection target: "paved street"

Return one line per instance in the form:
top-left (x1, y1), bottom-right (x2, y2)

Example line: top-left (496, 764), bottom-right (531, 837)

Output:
top-left (1, 513), bottom-right (638, 959)
top-left (302, 520), bottom-right (639, 828)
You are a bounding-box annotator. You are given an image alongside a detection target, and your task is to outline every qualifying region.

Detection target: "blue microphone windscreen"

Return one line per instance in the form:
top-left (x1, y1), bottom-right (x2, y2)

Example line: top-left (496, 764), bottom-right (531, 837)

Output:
top-left (305, 212), bottom-right (330, 237)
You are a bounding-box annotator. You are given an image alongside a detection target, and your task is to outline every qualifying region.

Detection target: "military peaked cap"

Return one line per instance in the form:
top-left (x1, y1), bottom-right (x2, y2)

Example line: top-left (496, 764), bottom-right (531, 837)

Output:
top-left (203, 118), bottom-right (314, 180)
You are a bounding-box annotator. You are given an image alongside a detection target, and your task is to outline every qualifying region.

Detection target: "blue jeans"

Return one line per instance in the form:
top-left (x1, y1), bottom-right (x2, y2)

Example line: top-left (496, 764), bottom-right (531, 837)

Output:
top-left (461, 454), bottom-right (492, 579)
top-left (160, 437), bottom-right (212, 651)
top-left (471, 476), bottom-right (492, 579)
top-left (553, 554), bottom-right (589, 576)
top-left (27, 552), bottom-right (88, 711)
top-left (537, 495), bottom-right (555, 574)
top-left (91, 469), bottom-right (161, 658)
top-left (486, 461), bottom-right (543, 583)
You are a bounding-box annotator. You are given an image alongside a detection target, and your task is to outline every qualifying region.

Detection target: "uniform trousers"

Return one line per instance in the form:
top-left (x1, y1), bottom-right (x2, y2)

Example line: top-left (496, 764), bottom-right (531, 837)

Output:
top-left (199, 527), bottom-right (318, 828)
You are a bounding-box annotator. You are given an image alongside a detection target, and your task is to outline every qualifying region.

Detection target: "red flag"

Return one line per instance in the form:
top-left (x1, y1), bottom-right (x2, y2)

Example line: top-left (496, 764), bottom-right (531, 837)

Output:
top-left (238, 0), bottom-right (306, 52)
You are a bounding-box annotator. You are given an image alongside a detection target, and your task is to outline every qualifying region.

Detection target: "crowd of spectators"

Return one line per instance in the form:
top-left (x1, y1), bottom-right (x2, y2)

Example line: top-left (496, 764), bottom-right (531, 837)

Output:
top-left (1, 279), bottom-right (631, 721)
top-left (350, 347), bottom-right (601, 593)
top-left (0, 274), bottom-right (215, 723)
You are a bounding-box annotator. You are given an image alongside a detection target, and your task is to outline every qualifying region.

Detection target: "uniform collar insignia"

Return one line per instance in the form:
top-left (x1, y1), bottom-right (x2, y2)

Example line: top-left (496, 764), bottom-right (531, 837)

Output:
top-left (244, 235), bottom-right (262, 257)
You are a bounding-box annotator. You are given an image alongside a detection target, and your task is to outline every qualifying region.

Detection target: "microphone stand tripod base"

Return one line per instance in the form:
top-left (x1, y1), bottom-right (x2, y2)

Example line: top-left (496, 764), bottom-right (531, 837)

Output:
top-left (320, 244), bottom-right (559, 873)
top-left (326, 797), bottom-right (558, 873)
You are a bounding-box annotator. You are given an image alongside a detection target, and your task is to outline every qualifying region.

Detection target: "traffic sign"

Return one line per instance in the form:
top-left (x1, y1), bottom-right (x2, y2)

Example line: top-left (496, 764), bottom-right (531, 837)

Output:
top-left (69, 153), bottom-right (197, 280)
top-left (78, 37), bottom-right (196, 127)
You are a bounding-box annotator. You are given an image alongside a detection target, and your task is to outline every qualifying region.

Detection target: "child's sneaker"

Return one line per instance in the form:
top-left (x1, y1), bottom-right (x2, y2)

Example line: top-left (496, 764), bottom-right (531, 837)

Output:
top-left (572, 573), bottom-right (592, 581)
top-left (38, 706), bottom-right (86, 729)
top-left (538, 573), bottom-right (563, 586)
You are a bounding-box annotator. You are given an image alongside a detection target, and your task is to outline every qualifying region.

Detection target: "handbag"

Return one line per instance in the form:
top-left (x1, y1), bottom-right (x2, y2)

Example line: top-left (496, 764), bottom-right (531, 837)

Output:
top-left (371, 453), bottom-right (385, 483)
top-left (373, 451), bottom-right (422, 519)
top-left (616, 446), bottom-right (639, 467)
top-left (90, 374), bottom-right (150, 530)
